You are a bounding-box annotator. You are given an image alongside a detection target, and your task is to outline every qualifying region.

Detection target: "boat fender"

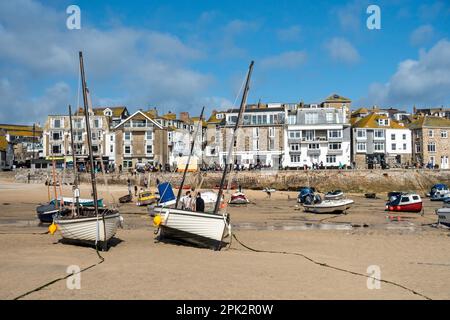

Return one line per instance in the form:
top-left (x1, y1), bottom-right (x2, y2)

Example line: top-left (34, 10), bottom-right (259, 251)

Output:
top-left (153, 215), bottom-right (162, 226)
top-left (119, 216), bottom-right (124, 228)
top-left (48, 223), bottom-right (57, 235)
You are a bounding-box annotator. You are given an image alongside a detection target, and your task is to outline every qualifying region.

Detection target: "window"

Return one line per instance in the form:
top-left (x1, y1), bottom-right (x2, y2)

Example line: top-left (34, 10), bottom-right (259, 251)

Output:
top-left (290, 144), bottom-right (300, 151)
top-left (374, 142), bottom-right (384, 151)
top-left (269, 139), bottom-right (275, 150)
top-left (328, 130), bottom-right (342, 139)
top-left (75, 131), bottom-right (82, 142)
top-left (110, 145), bottom-right (113, 153)
top-left (328, 143), bottom-right (341, 150)
top-left (357, 142), bottom-right (366, 152)
top-left (374, 130), bottom-right (384, 139)
top-left (441, 130), bottom-right (448, 138)
top-left (356, 129), bottom-right (366, 138)
top-left (254, 127), bottom-right (259, 137)
top-left (391, 134), bottom-right (396, 140)
top-left (326, 155), bottom-right (336, 163)
top-left (52, 132), bottom-right (61, 140)
top-left (288, 130), bottom-right (301, 139)
top-left (52, 144), bottom-right (61, 154)
top-left (269, 127), bottom-right (275, 138)
top-left (290, 155), bottom-right (301, 163)
top-left (326, 113), bottom-right (333, 123)
top-left (403, 143), bottom-right (407, 150)
top-left (53, 119), bottom-right (61, 128)
top-left (305, 113), bottom-right (318, 124)
top-left (146, 131), bottom-right (153, 140)
top-left (288, 115), bottom-right (296, 125)
top-left (124, 145), bottom-right (131, 154)
top-left (124, 132), bottom-right (131, 141)
top-left (123, 160), bottom-right (132, 168)
top-left (391, 144), bottom-right (396, 151)
top-left (74, 119), bottom-right (83, 129)
top-left (428, 142), bottom-right (436, 153)
top-left (428, 130), bottom-right (434, 138)
top-left (110, 135), bottom-right (114, 142)
top-left (304, 130), bottom-right (314, 141)
top-left (402, 134), bottom-right (406, 140)
top-left (94, 119), bottom-right (100, 128)
top-left (146, 144), bottom-right (153, 154)
top-left (308, 143), bottom-right (319, 149)
top-left (92, 145), bottom-right (99, 153)
top-left (415, 143), bottom-right (421, 153)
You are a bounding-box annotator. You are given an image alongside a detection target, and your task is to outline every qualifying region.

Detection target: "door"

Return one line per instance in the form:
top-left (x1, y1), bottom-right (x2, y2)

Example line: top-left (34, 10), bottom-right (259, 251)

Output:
top-left (441, 156), bottom-right (449, 169)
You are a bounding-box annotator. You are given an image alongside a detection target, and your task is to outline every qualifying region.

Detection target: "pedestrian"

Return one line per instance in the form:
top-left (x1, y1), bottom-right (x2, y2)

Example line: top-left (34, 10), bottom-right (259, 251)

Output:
top-left (195, 192), bottom-right (205, 213)
top-left (156, 178), bottom-right (160, 186)
top-left (143, 176), bottom-right (148, 189)
top-left (134, 185), bottom-right (138, 197)
top-left (127, 178), bottom-right (132, 196)
top-left (181, 191), bottom-right (194, 211)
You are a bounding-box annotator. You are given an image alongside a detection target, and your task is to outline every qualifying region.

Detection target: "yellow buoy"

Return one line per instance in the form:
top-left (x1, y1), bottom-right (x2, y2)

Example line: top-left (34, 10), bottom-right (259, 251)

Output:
top-left (48, 223), bottom-right (57, 235)
top-left (153, 215), bottom-right (162, 226)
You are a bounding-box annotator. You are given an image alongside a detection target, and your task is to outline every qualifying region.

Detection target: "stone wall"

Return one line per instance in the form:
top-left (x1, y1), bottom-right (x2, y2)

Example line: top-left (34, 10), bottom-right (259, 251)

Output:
top-left (10, 168), bottom-right (450, 194)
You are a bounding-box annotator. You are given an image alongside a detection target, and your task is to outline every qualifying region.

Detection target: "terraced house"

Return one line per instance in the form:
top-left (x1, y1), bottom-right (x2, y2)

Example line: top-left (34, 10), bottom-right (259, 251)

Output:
top-left (114, 110), bottom-right (168, 170)
top-left (409, 116), bottom-right (450, 169)
top-left (218, 103), bottom-right (285, 169)
top-left (283, 103), bottom-right (351, 168)
top-left (352, 112), bottom-right (412, 168)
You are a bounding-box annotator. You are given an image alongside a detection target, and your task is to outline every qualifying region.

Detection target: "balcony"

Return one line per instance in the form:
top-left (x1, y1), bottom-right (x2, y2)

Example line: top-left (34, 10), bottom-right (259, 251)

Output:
top-left (328, 136), bottom-right (343, 142)
top-left (307, 149), bottom-right (321, 156)
top-left (327, 149), bottom-right (343, 155)
top-left (301, 137), bottom-right (328, 143)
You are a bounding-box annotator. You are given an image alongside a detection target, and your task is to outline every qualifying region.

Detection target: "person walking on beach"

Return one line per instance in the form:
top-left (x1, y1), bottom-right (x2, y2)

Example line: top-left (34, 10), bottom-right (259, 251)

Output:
top-left (143, 176), bottom-right (148, 189)
top-left (181, 191), bottom-right (194, 211)
top-left (195, 192), bottom-right (205, 213)
top-left (127, 178), bottom-right (132, 196)
top-left (134, 185), bottom-right (138, 197)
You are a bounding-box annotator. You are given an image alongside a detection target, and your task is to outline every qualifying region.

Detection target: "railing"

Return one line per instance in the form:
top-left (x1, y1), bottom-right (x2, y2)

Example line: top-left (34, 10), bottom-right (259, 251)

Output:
top-left (307, 149), bottom-right (321, 156)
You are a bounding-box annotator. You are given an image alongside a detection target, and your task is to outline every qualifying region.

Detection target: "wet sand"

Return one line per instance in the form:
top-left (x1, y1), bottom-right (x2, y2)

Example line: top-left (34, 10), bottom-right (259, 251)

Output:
top-left (1, 178), bottom-right (449, 300)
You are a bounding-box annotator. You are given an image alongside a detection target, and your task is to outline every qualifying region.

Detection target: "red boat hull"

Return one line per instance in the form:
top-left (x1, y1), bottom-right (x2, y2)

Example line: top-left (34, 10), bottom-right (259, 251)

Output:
top-left (386, 202), bottom-right (422, 213)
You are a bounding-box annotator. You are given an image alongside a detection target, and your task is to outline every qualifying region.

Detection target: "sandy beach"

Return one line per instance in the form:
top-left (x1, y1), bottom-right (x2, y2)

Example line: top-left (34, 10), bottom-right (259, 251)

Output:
top-left (1, 176), bottom-right (449, 300)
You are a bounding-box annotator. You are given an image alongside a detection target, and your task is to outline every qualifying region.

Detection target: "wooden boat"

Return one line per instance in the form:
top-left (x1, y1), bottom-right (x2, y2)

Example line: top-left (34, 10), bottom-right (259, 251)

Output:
top-left (303, 199), bottom-right (354, 214)
top-left (324, 190), bottom-right (344, 200)
top-left (228, 192), bottom-right (249, 205)
top-left (55, 208), bottom-right (122, 242)
top-left (136, 191), bottom-right (158, 206)
top-left (51, 197), bottom-right (104, 207)
top-left (153, 207), bottom-right (230, 250)
top-left (430, 184), bottom-right (450, 201)
top-left (36, 203), bottom-right (70, 223)
top-left (119, 194), bottom-right (132, 203)
top-left (385, 193), bottom-right (422, 213)
top-left (152, 61), bottom-right (254, 250)
top-left (365, 193), bottom-right (376, 199)
top-left (436, 207), bottom-right (450, 227)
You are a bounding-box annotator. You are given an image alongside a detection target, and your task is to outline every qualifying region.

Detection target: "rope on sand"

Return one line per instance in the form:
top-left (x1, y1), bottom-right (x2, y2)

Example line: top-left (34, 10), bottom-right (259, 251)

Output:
top-left (231, 233), bottom-right (432, 300)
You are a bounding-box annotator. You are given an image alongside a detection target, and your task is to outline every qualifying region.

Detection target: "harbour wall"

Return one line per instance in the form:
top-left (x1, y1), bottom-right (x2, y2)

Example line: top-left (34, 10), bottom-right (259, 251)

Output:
top-left (9, 169), bottom-right (450, 194)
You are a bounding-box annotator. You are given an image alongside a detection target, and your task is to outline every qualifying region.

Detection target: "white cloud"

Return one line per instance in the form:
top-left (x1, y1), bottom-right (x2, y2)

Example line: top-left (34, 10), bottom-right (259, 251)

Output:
top-left (325, 37), bottom-right (360, 64)
top-left (410, 25), bottom-right (434, 46)
top-left (277, 25), bottom-right (301, 42)
top-left (363, 39), bottom-right (450, 107)
top-left (260, 51), bottom-right (307, 69)
top-left (0, 0), bottom-right (232, 123)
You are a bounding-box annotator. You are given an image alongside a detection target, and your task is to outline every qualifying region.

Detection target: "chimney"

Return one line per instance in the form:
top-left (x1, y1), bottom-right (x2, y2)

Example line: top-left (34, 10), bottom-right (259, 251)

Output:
top-left (179, 112), bottom-right (190, 123)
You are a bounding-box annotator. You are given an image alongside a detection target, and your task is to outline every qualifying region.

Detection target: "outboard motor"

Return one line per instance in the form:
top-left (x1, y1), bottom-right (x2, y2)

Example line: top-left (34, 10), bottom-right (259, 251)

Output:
top-left (313, 194), bottom-right (322, 204)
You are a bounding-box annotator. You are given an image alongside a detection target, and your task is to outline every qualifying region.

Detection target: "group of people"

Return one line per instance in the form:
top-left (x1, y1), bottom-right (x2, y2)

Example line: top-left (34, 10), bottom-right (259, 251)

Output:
top-left (180, 190), bottom-right (205, 212)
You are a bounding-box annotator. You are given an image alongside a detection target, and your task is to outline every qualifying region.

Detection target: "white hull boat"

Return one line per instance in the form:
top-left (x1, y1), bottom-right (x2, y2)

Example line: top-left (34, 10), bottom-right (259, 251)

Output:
top-left (154, 207), bottom-right (230, 250)
top-left (436, 207), bottom-right (450, 227)
top-left (303, 199), bottom-right (354, 214)
top-left (54, 210), bottom-right (122, 243)
top-left (324, 190), bottom-right (344, 200)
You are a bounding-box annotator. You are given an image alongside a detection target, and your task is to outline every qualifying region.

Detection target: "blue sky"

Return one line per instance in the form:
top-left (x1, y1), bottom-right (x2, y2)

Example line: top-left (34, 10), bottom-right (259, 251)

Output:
top-left (0, 0), bottom-right (449, 124)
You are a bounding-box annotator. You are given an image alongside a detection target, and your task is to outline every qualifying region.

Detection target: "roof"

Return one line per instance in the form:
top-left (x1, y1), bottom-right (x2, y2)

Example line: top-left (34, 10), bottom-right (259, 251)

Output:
top-left (352, 112), bottom-right (406, 129)
top-left (352, 107), bottom-right (369, 115)
top-left (190, 117), bottom-right (207, 127)
top-left (409, 116), bottom-right (450, 129)
top-left (93, 106), bottom-right (128, 117)
top-left (206, 110), bottom-right (222, 124)
top-left (0, 135), bottom-right (7, 152)
top-left (114, 110), bottom-right (163, 130)
top-left (324, 94), bottom-right (351, 103)
top-left (0, 124), bottom-right (43, 137)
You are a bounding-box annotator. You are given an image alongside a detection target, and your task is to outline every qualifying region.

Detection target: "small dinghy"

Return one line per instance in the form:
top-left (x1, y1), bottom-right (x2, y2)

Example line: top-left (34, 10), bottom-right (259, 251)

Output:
top-left (119, 194), bottom-right (132, 203)
top-left (228, 192), bottom-right (250, 205)
top-left (436, 207), bottom-right (450, 227)
top-left (51, 197), bottom-right (104, 207)
top-left (136, 191), bottom-right (158, 206)
top-left (385, 193), bottom-right (422, 213)
top-left (365, 193), bottom-right (377, 199)
top-left (324, 190), bottom-right (344, 200)
top-left (303, 199), bottom-right (354, 214)
top-left (36, 203), bottom-right (70, 223)
top-left (430, 184), bottom-right (450, 201)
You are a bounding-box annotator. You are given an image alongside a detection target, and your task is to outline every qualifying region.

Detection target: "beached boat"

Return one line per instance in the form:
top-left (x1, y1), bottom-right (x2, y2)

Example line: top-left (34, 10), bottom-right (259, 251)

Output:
top-left (303, 199), bottom-right (354, 214)
top-left (55, 208), bottom-right (122, 242)
top-left (324, 190), bottom-right (344, 200)
top-left (119, 194), bottom-right (132, 203)
top-left (385, 193), bottom-right (422, 213)
top-left (51, 197), bottom-right (104, 207)
top-left (436, 207), bottom-right (450, 227)
top-left (297, 187), bottom-right (316, 203)
top-left (136, 191), bottom-right (158, 206)
top-left (152, 61), bottom-right (254, 250)
top-left (430, 184), bottom-right (450, 201)
top-left (36, 203), bottom-right (70, 223)
top-left (228, 192), bottom-right (249, 205)
top-left (200, 190), bottom-right (218, 204)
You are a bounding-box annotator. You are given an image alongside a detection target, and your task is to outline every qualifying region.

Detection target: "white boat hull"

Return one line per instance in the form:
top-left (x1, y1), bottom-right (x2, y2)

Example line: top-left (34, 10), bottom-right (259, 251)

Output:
top-left (436, 208), bottom-right (450, 227)
top-left (55, 212), bottom-right (121, 242)
top-left (303, 199), bottom-right (354, 214)
top-left (154, 207), bottom-right (230, 249)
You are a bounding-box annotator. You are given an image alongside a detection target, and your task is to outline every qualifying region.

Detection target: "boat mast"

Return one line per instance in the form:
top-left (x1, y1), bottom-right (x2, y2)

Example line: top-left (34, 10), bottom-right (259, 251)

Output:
top-left (68, 105), bottom-right (79, 214)
top-left (213, 61), bottom-right (254, 214)
top-left (78, 52), bottom-right (100, 219)
top-left (175, 106), bottom-right (205, 208)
